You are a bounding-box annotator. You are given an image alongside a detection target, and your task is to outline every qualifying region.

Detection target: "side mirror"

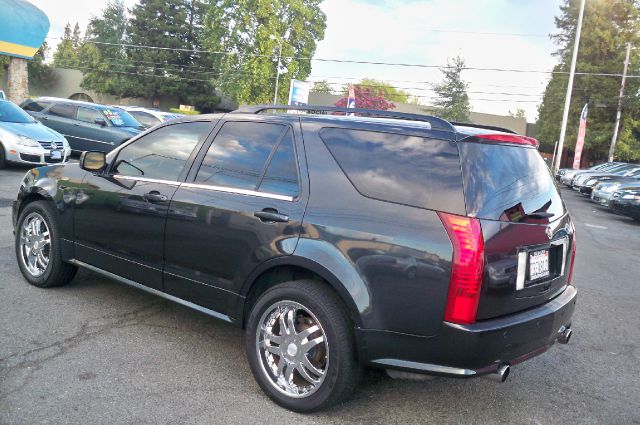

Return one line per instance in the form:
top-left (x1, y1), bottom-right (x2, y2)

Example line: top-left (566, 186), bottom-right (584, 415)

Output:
top-left (80, 151), bottom-right (107, 172)
top-left (94, 117), bottom-right (107, 126)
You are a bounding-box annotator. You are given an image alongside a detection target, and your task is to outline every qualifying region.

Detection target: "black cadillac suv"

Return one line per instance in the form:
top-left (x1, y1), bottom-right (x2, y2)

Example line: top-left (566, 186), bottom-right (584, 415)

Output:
top-left (12, 105), bottom-right (577, 412)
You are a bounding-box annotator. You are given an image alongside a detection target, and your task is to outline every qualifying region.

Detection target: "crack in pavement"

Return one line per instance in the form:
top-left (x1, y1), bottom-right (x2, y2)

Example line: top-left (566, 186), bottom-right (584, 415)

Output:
top-left (0, 301), bottom-right (168, 401)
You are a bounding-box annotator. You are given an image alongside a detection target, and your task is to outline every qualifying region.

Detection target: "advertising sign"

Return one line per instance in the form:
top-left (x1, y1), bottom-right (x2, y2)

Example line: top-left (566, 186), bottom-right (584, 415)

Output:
top-left (288, 79), bottom-right (310, 106)
top-left (572, 103), bottom-right (588, 169)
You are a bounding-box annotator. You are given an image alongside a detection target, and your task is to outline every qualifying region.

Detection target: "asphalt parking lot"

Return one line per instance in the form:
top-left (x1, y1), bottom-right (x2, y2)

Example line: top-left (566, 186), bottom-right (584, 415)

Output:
top-left (1, 164), bottom-right (639, 425)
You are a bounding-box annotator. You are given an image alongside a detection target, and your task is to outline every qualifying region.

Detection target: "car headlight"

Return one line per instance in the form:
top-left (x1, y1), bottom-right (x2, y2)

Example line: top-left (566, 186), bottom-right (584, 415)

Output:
top-left (586, 179), bottom-right (597, 186)
top-left (603, 184), bottom-right (620, 193)
top-left (15, 135), bottom-right (40, 147)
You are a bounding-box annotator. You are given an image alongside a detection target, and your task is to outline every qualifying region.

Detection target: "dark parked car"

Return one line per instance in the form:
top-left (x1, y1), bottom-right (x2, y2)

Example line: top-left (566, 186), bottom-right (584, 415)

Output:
top-left (12, 106), bottom-right (577, 412)
top-left (21, 97), bottom-right (144, 153)
top-left (578, 166), bottom-right (640, 196)
top-left (610, 189), bottom-right (640, 221)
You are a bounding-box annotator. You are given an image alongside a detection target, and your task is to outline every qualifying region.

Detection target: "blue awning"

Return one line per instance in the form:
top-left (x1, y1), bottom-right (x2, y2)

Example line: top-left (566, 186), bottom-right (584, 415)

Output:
top-left (0, 0), bottom-right (50, 59)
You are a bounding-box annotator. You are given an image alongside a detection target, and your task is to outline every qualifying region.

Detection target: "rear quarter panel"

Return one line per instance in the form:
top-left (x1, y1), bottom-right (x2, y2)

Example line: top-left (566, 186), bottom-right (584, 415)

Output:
top-left (298, 122), bottom-right (454, 337)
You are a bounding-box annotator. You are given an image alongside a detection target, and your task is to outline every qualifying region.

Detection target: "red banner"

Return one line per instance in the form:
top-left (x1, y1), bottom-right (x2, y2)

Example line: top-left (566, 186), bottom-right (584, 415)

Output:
top-left (572, 103), bottom-right (588, 169)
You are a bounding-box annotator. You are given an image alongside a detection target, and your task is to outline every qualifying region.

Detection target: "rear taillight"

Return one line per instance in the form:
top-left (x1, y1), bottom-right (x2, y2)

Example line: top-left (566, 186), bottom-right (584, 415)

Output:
top-left (438, 212), bottom-right (485, 325)
top-left (567, 230), bottom-right (577, 285)
top-left (476, 133), bottom-right (540, 148)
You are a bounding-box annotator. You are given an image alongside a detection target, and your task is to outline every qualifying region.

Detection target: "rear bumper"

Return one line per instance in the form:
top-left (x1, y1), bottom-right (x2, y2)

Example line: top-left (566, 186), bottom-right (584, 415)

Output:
top-left (357, 285), bottom-right (577, 377)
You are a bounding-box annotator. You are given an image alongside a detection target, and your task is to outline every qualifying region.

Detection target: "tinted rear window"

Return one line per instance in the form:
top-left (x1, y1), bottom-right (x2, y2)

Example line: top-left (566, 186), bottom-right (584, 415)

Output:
top-left (459, 142), bottom-right (565, 222)
top-left (320, 128), bottom-right (465, 214)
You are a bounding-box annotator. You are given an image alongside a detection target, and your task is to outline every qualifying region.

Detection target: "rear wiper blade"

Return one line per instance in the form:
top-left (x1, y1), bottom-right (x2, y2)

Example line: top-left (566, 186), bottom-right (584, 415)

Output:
top-left (523, 211), bottom-right (555, 219)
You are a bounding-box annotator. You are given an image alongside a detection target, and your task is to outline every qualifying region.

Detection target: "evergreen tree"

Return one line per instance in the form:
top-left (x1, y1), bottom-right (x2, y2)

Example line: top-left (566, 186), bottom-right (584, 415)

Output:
top-left (204, 0), bottom-right (327, 104)
top-left (126, 0), bottom-right (217, 110)
top-left (432, 56), bottom-right (470, 121)
top-left (53, 23), bottom-right (80, 67)
top-left (537, 0), bottom-right (640, 160)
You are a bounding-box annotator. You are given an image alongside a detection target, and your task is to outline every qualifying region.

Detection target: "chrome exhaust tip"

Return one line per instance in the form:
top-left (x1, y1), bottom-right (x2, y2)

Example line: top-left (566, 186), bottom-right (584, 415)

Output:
top-left (483, 363), bottom-right (510, 383)
top-left (558, 327), bottom-right (572, 344)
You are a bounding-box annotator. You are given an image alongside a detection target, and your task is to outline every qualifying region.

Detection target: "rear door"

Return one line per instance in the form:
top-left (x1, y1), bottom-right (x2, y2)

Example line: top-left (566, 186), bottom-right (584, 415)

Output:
top-left (163, 117), bottom-right (308, 317)
top-left (458, 140), bottom-right (575, 319)
top-left (41, 103), bottom-right (78, 147)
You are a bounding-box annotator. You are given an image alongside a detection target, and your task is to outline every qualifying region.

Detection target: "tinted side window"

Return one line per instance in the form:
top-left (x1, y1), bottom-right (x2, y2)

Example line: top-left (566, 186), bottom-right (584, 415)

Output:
top-left (320, 128), bottom-right (465, 214)
top-left (195, 121), bottom-right (286, 190)
top-left (114, 122), bottom-right (211, 181)
top-left (48, 104), bottom-right (77, 119)
top-left (258, 130), bottom-right (299, 197)
top-left (23, 100), bottom-right (51, 112)
top-left (77, 107), bottom-right (102, 124)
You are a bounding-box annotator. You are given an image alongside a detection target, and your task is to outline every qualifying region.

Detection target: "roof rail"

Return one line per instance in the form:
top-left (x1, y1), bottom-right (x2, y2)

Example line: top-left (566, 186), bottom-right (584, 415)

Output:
top-left (450, 121), bottom-right (517, 134)
top-left (231, 105), bottom-right (456, 132)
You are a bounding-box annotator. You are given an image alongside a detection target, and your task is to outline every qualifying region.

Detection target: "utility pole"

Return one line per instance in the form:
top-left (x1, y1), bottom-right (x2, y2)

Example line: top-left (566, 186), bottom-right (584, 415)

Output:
top-left (553, 0), bottom-right (586, 173)
top-left (271, 36), bottom-right (283, 105)
top-left (608, 42), bottom-right (632, 162)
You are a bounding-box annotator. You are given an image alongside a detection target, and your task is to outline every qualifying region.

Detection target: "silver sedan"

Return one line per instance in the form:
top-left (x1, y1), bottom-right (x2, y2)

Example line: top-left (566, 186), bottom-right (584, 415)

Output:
top-left (0, 99), bottom-right (70, 168)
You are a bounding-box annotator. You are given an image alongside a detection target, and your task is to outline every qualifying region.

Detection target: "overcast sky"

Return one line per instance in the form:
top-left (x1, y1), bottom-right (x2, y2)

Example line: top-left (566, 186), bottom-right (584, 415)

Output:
top-left (29, 0), bottom-right (562, 121)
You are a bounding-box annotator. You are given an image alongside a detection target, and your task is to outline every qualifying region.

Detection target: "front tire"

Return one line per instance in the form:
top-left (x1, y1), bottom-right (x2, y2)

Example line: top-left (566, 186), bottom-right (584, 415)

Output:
top-left (0, 143), bottom-right (7, 169)
top-left (15, 201), bottom-right (77, 288)
top-left (245, 280), bottom-right (361, 412)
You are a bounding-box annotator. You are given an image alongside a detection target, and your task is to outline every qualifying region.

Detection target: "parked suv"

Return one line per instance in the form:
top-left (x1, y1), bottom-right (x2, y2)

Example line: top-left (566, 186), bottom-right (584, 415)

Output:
top-left (12, 106), bottom-right (577, 412)
top-left (21, 97), bottom-right (144, 153)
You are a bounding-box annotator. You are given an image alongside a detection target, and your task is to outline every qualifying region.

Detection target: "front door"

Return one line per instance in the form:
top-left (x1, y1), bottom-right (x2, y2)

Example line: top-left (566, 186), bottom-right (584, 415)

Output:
top-left (163, 118), bottom-right (308, 316)
top-left (73, 121), bottom-right (214, 289)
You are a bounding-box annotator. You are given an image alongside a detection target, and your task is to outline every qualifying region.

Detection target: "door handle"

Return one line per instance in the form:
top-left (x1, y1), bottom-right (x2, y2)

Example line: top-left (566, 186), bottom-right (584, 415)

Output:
top-left (254, 209), bottom-right (289, 223)
top-left (144, 191), bottom-right (168, 203)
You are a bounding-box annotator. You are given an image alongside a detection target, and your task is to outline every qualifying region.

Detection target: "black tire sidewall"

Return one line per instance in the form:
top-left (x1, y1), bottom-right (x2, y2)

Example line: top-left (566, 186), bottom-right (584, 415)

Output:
top-left (245, 281), bottom-right (356, 412)
top-left (0, 143), bottom-right (6, 169)
top-left (15, 201), bottom-right (62, 287)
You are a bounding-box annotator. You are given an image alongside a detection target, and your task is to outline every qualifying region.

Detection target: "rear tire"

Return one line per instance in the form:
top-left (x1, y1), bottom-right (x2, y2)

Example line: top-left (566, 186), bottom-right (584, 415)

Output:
top-left (15, 201), bottom-right (77, 288)
top-left (245, 280), bottom-right (361, 412)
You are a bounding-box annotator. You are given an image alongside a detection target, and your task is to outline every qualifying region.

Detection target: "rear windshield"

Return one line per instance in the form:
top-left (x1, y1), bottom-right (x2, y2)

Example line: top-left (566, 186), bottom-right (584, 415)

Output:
top-left (459, 142), bottom-right (565, 222)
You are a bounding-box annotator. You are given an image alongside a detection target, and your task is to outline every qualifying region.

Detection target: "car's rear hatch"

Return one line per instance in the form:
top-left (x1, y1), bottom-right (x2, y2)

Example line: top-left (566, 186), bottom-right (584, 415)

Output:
top-left (456, 129), bottom-right (575, 320)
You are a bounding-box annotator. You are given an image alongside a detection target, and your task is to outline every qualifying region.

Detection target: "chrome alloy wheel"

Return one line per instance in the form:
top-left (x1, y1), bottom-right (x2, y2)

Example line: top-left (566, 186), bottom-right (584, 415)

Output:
top-left (256, 301), bottom-right (329, 398)
top-left (19, 212), bottom-right (51, 277)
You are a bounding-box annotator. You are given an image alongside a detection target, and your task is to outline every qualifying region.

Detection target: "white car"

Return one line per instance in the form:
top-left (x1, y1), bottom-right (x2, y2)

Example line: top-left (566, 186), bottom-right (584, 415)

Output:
top-left (0, 99), bottom-right (71, 168)
top-left (114, 106), bottom-right (184, 129)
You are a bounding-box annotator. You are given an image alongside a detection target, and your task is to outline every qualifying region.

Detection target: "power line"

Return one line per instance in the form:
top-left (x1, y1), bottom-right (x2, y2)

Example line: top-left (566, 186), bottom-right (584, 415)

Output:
top-left (47, 37), bottom-right (640, 78)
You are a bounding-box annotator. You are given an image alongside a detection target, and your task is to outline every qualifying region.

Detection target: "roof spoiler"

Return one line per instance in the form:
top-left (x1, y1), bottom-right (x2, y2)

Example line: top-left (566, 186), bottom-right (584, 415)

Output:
top-left (450, 121), bottom-right (517, 134)
top-left (231, 105), bottom-right (456, 132)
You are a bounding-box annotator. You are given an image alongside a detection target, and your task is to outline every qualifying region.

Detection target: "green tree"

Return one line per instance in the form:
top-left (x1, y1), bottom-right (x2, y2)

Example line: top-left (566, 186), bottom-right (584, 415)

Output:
top-left (125, 0), bottom-right (217, 110)
top-left (79, 0), bottom-right (132, 98)
top-left (311, 80), bottom-right (333, 94)
top-left (204, 0), bottom-right (327, 104)
top-left (343, 78), bottom-right (411, 103)
top-left (536, 0), bottom-right (640, 160)
top-left (509, 108), bottom-right (527, 120)
top-left (28, 42), bottom-right (57, 89)
top-left (432, 56), bottom-right (470, 121)
top-left (53, 23), bottom-right (80, 67)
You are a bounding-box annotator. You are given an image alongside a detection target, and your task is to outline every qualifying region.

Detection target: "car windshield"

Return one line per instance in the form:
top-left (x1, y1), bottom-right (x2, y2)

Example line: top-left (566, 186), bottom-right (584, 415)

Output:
top-left (101, 108), bottom-right (142, 128)
top-left (0, 101), bottom-right (35, 123)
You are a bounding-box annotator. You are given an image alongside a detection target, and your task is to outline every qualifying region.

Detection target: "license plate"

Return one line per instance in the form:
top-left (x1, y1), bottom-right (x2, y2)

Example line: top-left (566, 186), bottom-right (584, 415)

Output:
top-left (50, 150), bottom-right (62, 160)
top-left (529, 249), bottom-right (550, 281)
